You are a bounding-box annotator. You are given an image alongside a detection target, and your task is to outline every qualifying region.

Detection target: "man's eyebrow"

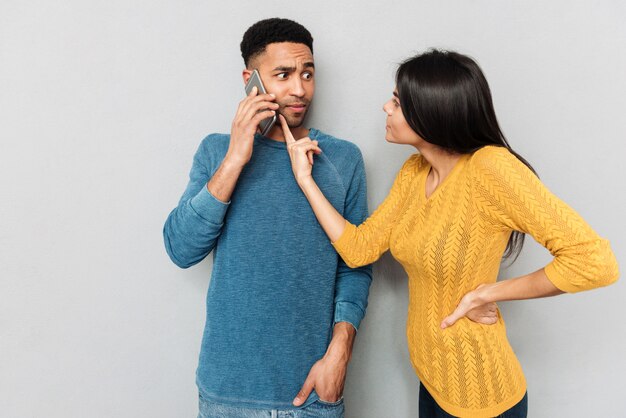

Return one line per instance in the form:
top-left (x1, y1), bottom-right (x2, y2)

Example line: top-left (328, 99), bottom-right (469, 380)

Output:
top-left (272, 66), bottom-right (296, 72)
top-left (271, 62), bottom-right (315, 72)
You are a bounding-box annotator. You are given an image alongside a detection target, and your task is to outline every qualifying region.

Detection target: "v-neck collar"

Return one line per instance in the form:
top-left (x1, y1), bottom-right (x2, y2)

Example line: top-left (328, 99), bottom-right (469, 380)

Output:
top-left (421, 153), bottom-right (470, 201)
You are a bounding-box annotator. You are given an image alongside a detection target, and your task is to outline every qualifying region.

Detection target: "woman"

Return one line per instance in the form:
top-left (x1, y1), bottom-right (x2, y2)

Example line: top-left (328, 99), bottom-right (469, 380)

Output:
top-left (279, 50), bottom-right (619, 417)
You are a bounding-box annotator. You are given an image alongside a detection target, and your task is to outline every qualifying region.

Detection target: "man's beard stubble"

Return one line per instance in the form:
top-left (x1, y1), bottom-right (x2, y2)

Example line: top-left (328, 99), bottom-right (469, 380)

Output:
top-left (277, 98), bottom-right (311, 129)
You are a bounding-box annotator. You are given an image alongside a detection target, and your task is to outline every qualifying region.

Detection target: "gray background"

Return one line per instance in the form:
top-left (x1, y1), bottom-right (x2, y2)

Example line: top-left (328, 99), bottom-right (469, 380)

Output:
top-left (1, 1), bottom-right (625, 417)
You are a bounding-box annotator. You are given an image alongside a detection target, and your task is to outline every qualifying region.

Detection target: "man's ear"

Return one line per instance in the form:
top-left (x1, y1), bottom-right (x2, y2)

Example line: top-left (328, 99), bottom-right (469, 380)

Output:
top-left (242, 69), bottom-right (253, 85)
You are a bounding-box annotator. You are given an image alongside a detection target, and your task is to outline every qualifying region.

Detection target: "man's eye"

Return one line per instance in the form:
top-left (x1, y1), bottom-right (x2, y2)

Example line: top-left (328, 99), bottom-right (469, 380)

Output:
top-left (302, 72), bottom-right (313, 80)
top-left (277, 73), bottom-right (288, 79)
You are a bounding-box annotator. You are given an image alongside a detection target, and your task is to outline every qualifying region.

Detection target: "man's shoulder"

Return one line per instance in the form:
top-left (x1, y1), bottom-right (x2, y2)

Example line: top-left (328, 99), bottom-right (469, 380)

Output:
top-left (191, 134), bottom-right (230, 173)
top-left (311, 129), bottom-right (363, 161)
top-left (198, 133), bottom-right (230, 153)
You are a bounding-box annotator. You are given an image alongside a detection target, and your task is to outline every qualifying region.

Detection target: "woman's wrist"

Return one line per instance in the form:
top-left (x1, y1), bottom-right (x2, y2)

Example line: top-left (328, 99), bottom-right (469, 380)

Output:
top-left (473, 283), bottom-right (495, 305)
top-left (296, 174), bottom-right (315, 189)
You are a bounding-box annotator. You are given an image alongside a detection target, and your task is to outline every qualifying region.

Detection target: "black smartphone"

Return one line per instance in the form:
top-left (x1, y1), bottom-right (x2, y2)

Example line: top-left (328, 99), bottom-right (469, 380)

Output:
top-left (244, 69), bottom-right (277, 136)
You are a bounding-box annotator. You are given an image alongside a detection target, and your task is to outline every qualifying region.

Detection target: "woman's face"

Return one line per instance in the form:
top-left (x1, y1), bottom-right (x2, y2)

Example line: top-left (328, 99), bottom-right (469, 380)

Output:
top-left (383, 89), bottom-right (424, 146)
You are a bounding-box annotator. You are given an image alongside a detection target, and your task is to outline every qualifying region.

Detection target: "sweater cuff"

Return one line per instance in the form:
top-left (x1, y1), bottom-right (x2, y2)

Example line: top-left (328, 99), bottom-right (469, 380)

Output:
top-left (331, 222), bottom-right (357, 260)
top-left (190, 185), bottom-right (230, 225)
top-left (334, 301), bottom-right (365, 331)
top-left (544, 261), bottom-right (580, 293)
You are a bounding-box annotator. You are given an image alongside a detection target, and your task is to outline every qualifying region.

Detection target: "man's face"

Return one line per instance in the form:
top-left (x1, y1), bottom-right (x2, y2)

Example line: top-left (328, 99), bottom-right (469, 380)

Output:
top-left (246, 42), bottom-right (315, 128)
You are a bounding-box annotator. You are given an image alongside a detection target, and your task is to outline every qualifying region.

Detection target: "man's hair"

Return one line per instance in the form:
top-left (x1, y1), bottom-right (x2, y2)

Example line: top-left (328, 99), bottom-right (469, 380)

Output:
top-left (240, 18), bottom-right (313, 67)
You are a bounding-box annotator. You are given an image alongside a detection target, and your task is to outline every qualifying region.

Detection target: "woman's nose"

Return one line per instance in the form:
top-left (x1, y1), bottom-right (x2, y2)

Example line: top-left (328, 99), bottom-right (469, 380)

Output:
top-left (383, 100), bottom-right (393, 115)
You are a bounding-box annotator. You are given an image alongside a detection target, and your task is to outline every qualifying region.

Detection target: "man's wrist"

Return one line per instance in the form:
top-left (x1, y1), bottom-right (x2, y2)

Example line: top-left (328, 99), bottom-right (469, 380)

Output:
top-left (333, 321), bottom-right (356, 338)
top-left (222, 153), bottom-right (247, 172)
top-left (324, 322), bottom-right (355, 364)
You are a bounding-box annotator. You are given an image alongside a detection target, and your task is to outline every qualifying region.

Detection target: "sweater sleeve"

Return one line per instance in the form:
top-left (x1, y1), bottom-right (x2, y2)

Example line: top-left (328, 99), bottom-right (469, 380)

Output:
top-left (163, 137), bottom-right (230, 268)
top-left (472, 146), bottom-right (619, 293)
top-left (332, 154), bottom-right (420, 268)
top-left (333, 153), bottom-right (372, 331)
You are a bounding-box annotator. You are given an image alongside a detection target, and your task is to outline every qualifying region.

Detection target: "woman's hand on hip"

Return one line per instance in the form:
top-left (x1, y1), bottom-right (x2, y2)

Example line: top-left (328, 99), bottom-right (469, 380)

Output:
top-left (441, 284), bottom-right (498, 329)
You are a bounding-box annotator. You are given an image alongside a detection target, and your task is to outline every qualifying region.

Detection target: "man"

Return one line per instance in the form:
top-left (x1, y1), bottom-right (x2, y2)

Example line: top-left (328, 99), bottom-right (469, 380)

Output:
top-left (163, 18), bottom-right (371, 417)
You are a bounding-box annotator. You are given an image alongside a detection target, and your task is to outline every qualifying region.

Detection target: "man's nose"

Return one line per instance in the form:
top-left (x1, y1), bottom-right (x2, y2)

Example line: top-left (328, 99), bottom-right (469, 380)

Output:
top-left (289, 77), bottom-right (305, 97)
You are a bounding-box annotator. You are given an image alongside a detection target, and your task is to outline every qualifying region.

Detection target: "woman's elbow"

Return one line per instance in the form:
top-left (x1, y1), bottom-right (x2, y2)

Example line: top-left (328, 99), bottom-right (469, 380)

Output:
top-left (599, 253), bottom-right (620, 287)
top-left (585, 242), bottom-right (620, 289)
top-left (596, 239), bottom-right (620, 286)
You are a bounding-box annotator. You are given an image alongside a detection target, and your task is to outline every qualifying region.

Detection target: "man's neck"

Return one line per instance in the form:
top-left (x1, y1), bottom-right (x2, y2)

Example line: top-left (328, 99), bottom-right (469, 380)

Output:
top-left (265, 124), bottom-right (309, 142)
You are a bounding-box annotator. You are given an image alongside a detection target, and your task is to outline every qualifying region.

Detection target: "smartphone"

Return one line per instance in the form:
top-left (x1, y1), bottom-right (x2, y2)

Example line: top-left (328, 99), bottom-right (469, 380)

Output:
top-left (244, 69), bottom-right (277, 136)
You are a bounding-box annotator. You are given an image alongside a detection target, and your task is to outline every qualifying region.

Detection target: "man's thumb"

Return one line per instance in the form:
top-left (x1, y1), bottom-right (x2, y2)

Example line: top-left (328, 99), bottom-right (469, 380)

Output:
top-left (293, 374), bottom-right (315, 406)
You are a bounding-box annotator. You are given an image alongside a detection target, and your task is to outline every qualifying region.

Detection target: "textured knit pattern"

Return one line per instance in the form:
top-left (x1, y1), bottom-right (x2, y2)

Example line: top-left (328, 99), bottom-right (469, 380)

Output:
top-left (333, 146), bottom-right (619, 417)
top-left (164, 130), bottom-right (372, 409)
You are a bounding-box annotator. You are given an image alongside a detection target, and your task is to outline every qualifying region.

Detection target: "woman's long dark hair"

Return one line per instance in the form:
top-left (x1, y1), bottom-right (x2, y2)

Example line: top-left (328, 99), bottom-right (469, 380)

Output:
top-left (396, 49), bottom-right (536, 262)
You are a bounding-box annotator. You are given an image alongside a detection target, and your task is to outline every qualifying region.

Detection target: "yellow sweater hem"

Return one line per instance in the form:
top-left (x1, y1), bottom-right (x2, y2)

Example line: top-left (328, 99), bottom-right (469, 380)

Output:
top-left (421, 376), bottom-right (527, 418)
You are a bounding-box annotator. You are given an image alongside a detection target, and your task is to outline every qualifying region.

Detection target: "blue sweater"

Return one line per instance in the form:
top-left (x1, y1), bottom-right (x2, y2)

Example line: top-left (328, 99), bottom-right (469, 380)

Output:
top-left (163, 130), bottom-right (372, 409)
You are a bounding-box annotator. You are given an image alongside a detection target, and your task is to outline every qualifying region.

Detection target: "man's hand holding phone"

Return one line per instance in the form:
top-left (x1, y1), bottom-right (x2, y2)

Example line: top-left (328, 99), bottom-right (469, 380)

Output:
top-left (225, 86), bottom-right (278, 168)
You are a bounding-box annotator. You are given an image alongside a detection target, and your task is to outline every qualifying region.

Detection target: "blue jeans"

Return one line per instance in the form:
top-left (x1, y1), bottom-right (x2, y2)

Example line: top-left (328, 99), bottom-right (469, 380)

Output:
top-left (419, 383), bottom-right (528, 418)
top-left (198, 394), bottom-right (345, 418)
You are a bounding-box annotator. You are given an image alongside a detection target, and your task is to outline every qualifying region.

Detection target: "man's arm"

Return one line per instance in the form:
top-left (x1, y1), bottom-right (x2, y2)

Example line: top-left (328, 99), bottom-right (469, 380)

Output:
top-left (208, 87), bottom-right (278, 202)
top-left (293, 322), bottom-right (355, 405)
top-left (163, 138), bottom-right (230, 268)
top-left (163, 87), bottom-right (278, 267)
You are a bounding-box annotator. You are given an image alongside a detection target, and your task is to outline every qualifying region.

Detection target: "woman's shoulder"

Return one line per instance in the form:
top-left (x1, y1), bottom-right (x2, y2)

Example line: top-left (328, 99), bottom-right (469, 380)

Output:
top-left (468, 145), bottom-right (538, 193)
top-left (471, 145), bottom-right (514, 162)
top-left (469, 145), bottom-right (519, 174)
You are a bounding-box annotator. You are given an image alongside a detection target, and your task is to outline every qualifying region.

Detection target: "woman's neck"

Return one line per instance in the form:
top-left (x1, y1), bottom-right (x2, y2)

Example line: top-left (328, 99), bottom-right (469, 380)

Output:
top-left (418, 144), bottom-right (463, 186)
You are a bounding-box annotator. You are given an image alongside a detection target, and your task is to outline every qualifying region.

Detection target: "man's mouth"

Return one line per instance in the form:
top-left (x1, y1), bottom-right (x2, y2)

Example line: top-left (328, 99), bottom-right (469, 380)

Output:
top-left (286, 103), bottom-right (307, 113)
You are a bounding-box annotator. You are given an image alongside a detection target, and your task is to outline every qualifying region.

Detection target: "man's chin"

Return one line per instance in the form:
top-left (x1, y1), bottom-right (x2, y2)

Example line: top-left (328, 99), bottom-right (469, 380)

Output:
top-left (281, 112), bottom-right (307, 129)
top-left (288, 121), bottom-right (304, 129)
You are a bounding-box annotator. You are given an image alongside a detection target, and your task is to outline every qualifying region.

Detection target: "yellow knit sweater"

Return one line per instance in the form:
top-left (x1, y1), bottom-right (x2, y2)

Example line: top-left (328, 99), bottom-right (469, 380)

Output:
top-left (333, 146), bottom-right (619, 417)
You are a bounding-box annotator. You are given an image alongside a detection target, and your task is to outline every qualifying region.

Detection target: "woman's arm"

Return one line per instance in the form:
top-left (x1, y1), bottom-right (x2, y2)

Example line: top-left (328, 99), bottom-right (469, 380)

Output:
top-left (297, 177), bottom-right (348, 241)
top-left (441, 268), bottom-right (563, 329)
top-left (280, 115), bottom-right (347, 241)
top-left (280, 115), bottom-right (408, 267)
top-left (281, 116), bottom-right (500, 325)
top-left (441, 147), bottom-right (619, 329)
